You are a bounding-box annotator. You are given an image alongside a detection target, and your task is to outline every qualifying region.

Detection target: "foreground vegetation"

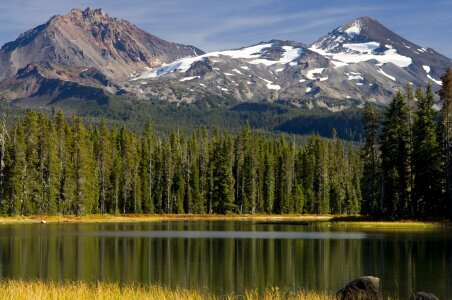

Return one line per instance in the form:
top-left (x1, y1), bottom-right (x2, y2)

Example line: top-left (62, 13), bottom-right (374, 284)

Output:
top-left (0, 280), bottom-right (338, 300)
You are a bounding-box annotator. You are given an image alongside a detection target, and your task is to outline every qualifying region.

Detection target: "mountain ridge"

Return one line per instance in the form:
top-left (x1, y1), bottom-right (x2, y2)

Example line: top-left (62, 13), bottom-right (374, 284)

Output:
top-left (0, 7), bottom-right (203, 82)
top-left (122, 15), bottom-right (450, 108)
top-left (0, 8), bottom-right (450, 110)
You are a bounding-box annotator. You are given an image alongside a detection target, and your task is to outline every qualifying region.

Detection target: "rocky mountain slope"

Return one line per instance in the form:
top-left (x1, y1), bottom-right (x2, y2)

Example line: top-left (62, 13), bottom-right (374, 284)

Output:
top-left (122, 16), bottom-right (451, 110)
top-left (0, 7), bottom-right (202, 104)
top-left (0, 10), bottom-right (450, 110)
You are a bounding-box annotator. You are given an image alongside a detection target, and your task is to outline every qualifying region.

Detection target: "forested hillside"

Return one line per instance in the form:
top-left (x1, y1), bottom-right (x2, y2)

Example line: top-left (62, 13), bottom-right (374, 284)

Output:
top-left (0, 111), bottom-right (362, 215)
top-left (0, 69), bottom-right (450, 219)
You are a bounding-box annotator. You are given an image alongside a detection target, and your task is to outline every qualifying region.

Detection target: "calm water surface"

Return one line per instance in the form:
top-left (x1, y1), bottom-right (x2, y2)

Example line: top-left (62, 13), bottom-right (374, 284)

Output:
top-left (0, 221), bottom-right (450, 298)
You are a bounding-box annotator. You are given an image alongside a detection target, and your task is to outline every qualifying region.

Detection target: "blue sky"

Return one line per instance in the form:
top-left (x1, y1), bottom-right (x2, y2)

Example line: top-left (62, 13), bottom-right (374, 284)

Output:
top-left (0, 0), bottom-right (451, 57)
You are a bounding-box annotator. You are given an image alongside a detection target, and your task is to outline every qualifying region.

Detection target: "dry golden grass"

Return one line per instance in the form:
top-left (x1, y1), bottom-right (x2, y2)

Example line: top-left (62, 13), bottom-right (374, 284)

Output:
top-left (0, 280), bottom-right (335, 300)
top-left (0, 214), bottom-right (334, 224)
top-left (0, 214), bottom-right (446, 230)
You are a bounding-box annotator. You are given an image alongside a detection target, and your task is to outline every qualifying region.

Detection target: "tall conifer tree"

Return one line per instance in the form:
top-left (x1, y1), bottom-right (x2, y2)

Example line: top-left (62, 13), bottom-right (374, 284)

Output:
top-left (439, 67), bottom-right (452, 216)
top-left (361, 103), bottom-right (381, 215)
top-left (412, 86), bottom-right (442, 216)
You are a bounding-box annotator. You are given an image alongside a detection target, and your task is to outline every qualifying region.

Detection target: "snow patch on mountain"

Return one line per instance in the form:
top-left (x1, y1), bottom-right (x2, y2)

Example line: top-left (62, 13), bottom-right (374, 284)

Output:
top-left (427, 75), bottom-right (442, 85)
top-left (348, 74), bottom-right (364, 81)
top-left (309, 44), bottom-right (412, 68)
top-left (378, 68), bottom-right (396, 81)
top-left (423, 65), bottom-right (431, 73)
top-left (135, 43), bottom-right (303, 79)
top-left (307, 68), bottom-right (325, 79)
top-left (306, 68), bottom-right (329, 81)
top-left (343, 21), bottom-right (362, 38)
top-left (343, 42), bottom-right (379, 53)
top-left (259, 77), bottom-right (281, 90)
top-left (330, 60), bottom-right (349, 67)
top-left (280, 46), bottom-right (304, 63)
top-left (179, 76), bottom-right (200, 82)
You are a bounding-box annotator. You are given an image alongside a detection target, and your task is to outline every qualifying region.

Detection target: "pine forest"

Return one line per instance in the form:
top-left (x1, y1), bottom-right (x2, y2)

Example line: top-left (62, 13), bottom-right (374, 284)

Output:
top-left (0, 69), bottom-right (451, 220)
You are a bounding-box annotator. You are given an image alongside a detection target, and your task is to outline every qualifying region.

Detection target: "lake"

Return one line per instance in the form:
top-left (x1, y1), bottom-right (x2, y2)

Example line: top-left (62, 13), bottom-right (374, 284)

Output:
top-left (0, 220), bottom-right (450, 298)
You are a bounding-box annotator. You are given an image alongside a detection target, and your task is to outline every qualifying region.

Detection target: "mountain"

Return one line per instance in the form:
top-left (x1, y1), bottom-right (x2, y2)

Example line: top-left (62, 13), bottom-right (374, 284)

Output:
top-left (0, 10), bottom-right (451, 113)
top-left (0, 7), bottom-right (203, 104)
top-left (121, 16), bottom-right (451, 110)
top-left (308, 17), bottom-right (450, 96)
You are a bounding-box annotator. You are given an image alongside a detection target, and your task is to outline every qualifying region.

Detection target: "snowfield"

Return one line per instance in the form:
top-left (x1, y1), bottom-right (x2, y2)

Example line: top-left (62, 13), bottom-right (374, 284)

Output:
top-left (135, 43), bottom-right (303, 79)
top-left (123, 16), bottom-right (450, 104)
top-left (309, 44), bottom-right (412, 68)
top-left (343, 42), bottom-right (380, 53)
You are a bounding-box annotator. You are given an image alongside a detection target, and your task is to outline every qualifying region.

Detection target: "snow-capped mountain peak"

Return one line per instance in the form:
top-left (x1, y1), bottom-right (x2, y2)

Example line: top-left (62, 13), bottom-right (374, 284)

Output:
top-left (309, 17), bottom-right (414, 68)
top-left (3, 9), bottom-right (449, 111)
top-left (121, 17), bottom-right (450, 109)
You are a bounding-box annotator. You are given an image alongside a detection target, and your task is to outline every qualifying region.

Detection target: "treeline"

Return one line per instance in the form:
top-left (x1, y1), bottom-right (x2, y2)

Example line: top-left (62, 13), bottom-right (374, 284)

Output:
top-left (361, 68), bottom-right (452, 219)
top-left (2, 70), bottom-right (451, 219)
top-left (0, 112), bottom-right (362, 216)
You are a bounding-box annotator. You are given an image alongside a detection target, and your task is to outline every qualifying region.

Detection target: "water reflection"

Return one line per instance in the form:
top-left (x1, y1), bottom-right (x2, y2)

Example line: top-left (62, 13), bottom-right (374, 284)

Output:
top-left (0, 221), bottom-right (450, 298)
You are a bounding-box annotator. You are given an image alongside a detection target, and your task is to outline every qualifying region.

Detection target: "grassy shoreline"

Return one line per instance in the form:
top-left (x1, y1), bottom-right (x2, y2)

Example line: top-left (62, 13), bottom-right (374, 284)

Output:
top-left (0, 213), bottom-right (446, 227)
top-left (0, 280), bottom-right (336, 300)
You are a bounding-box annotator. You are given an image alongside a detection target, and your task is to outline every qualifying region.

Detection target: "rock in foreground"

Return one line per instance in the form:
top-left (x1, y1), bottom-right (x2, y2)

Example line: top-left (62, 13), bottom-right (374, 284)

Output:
top-left (336, 276), bottom-right (382, 300)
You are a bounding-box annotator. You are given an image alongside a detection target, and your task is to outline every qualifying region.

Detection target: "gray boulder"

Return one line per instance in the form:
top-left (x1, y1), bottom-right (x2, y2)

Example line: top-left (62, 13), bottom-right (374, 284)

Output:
top-left (336, 276), bottom-right (382, 300)
top-left (410, 292), bottom-right (439, 300)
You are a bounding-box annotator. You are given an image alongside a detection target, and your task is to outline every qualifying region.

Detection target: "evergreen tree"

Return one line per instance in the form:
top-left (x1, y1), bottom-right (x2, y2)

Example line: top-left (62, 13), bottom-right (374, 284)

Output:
top-left (275, 138), bottom-right (293, 213)
top-left (301, 144), bottom-right (315, 213)
top-left (0, 114), bottom-right (7, 209)
top-left (110, 128), bottom-right (121, 214)
top-left (95, 120), bottom-right (112, 214)
top-left (439, 67), bottom-right (452, 217)
top-left (140, 121), bottom-right (155, 213)
top-left (380, 92), bottom-right (412, 218)
top-left (24, 112), bottom-right (40, 214)
top-left (9, 123), bottom-right (26, 215)
top-left (44, 118), bottom-right (59, 214)
top-left (72, 117), bottom-right (96, 215)
top-left (189, 140), bottom-right (203, 213)
top-left (211, 133), bottom-right (235, 214)
top-left (162, 139), bottom-right (173, 213)
top-left (361, 103), bottom-right (381, 215)
top-left (263, 148), bottom-right (275, 213)
top-left (412, 85), bottom-right (442, 216)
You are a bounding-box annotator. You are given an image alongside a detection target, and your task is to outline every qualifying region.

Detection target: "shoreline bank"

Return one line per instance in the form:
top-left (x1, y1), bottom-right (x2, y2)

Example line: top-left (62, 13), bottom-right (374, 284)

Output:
top-left (0, 214), bottom-right (445, 228)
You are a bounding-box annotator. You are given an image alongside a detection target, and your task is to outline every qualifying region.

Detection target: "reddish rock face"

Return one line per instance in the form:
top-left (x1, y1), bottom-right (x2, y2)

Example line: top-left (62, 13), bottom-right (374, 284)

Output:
top-left (0, 7), bottom-right (203, 82)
